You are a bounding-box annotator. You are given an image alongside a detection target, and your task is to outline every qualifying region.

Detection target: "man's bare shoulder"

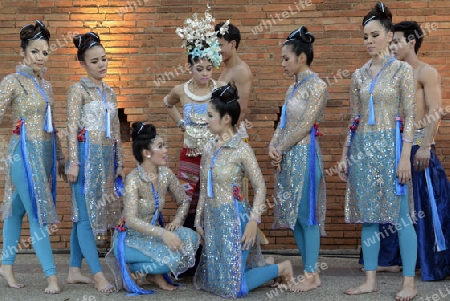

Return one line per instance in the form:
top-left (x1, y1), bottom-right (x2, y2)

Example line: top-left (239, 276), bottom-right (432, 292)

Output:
top-left (417, 61), bottom-right (439, 83)
top-left (229, 60), bottom-right (253, 83)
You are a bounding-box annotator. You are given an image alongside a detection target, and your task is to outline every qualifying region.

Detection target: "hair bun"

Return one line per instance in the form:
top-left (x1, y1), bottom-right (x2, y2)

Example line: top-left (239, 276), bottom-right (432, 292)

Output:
top-left (19, 20), bottom-right (50, 43)
top-left (73, 32), bottom-right (101, 50)
top-left (212, 82), bottom-right (239, 104)
top-left (285, 26), bottom-right (315, 45)
top-left (374, 1), bottom-right (392, 21)
top-left (131, 122), bottom-right (157, 142)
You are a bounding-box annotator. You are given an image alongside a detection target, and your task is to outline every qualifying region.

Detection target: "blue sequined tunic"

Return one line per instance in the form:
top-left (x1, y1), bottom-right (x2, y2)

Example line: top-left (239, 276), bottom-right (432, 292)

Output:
top-left (122, 165), bottom-right (200, 276)
top-left (270, 70), bottom-right (327, 235)
top-left (66, 77), bottom-right (123, 235)
top-left (344, 55), bottom-right (415, 223)
top-left (194, 134), bottom-right (267, 298)
top-left (0, 65), bottom-right (64, 225)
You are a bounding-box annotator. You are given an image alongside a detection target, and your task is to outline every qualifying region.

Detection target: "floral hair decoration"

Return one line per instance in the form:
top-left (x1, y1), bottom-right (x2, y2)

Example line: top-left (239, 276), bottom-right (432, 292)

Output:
top-left (176, 7), bottom-right (229, 68)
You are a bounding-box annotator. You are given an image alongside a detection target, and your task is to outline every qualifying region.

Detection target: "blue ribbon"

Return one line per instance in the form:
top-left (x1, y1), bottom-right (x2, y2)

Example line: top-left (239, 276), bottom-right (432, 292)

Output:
top-left (50, 131), bottom-right (57, 206)
top-left (395, 115), bottom-right (405, 195)
top-left (17, 72), bottom-right (53, 133)
top-left (82, 129), bottom-right (89, 195)
top-left (279, 75), bottom-right (316, 129)
top-left (233, 184), bottom-right (248, 297)
top-left (150, 183), bottom-right (164, 227)
top-left (367, 58), bottom-right (395, 125)
top-left (207, 146), bottom-right (223, 198)
top-left (20, 118), bottom-right (38, 222)
top-left (114, 225), bottom-right (156, 296)
top-left (424, 168), bottom-right (447, 252)
top-left (114, 143), bottom-right (123, 197)
top-left (96, 87), bottom-right (111, 139)
top-left (308, 126), bottom-right (317, 225)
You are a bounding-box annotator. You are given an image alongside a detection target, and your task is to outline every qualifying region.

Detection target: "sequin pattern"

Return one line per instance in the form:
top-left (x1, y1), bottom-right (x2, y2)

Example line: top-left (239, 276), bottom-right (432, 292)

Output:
top-left (270, 70), bottom-right (327, 235)
top-left (194, 134), bottom-right (267, 298)
top-left (66, 77), bottom-right (123, 232)
top-left (183, 103), bottom-right (215, 155)
top-left (0, 65), bottom-right (63, 225)
top-left (344, 56), bottom-right (415, 223)
top-left (123, 165), bottom-right (199, 276)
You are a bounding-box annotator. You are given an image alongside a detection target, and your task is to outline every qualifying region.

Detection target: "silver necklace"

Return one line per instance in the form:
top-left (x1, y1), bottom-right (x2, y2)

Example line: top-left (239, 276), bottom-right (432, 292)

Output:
top-left (183, 78), bottom-right (217, 102)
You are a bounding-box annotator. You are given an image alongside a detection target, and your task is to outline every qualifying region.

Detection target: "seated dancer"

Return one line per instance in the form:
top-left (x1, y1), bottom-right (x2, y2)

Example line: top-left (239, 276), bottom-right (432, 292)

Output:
top-left (111, 122), bottom-right (200, 294)
top-left (194, 83), bottom-right (293, 298)
top-left (164, 8), bottom-right (225, 275)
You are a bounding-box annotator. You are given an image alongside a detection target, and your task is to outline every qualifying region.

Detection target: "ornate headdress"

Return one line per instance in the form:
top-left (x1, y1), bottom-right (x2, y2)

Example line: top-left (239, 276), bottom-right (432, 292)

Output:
top-left (176, 7), bottom-right (229, 68)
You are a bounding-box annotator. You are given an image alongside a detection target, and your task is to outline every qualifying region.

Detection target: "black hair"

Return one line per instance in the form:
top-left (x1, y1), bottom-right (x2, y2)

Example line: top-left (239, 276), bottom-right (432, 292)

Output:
top-left (210, 83), bottom-right (241, 127)
top-left (362, 2), bottom-right (393, 32)
top-left (283, 26), bottom-right (315, 66)
top-left (131, 122), bottom-right (157, 164)
top-left (20, 20), bottom-right (50, 50)
top-left (215, 22), bottom-right (241, 49)
top-left (392, 21), bottom-right (423, 54)
top-left (73, 32), bottom-right (103, 61)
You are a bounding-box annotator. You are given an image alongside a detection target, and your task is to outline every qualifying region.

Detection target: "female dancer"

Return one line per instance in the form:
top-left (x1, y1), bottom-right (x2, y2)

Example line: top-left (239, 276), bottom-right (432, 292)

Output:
top-left (269, 26), bottom-right (327, 292)
top-left (194, 83), bottom-right (293, 298)
top-left (112, 122), bottom-right (200, 293)
top-left (338, 2), bottom-right (418, 300)
top-left (65, 32), bottom-right (124, 292)
top-left (0, 20), bottom-right (64, 294)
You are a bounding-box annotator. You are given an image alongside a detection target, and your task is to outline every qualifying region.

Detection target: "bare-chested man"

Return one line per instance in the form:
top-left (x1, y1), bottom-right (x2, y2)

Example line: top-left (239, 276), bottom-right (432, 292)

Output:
top-left (215, 22), bottom-right (253, 125)
top-left (389, 20), bottom-right (450, 281)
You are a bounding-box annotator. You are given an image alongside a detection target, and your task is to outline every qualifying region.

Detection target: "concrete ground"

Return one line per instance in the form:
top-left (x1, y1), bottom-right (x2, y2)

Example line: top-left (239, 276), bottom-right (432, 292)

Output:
top-left (0, 251), bottom-right (449, 301)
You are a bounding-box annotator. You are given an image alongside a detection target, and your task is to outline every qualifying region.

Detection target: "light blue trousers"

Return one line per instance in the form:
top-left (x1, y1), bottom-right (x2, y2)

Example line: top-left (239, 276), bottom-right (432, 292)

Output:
top-left (2, 143), bottom-right (56, 277)
top-left (293, 156), bottom-right (322, 273)
top-left (69, 144), bottom-right (103, 275)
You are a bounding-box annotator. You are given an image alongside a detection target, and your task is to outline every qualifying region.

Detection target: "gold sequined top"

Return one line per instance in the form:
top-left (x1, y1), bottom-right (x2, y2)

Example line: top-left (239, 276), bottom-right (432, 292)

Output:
top-left (270, 69), bottom-right (328, 153)
top-left (66, 77), bottom-right (123, 166)
top-left (0, 65), bottom-right (64, 152)
top-left (345, 55), bottom-right (415, 145)
top-left (124, 165), bottom-right (190, 237)
top-left (195, 134), bottom-right (266, 226)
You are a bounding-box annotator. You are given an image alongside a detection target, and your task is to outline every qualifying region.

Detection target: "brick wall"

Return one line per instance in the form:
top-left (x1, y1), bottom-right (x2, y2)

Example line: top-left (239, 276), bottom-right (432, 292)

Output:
top-left (0, 0), bottom-right (449, 252)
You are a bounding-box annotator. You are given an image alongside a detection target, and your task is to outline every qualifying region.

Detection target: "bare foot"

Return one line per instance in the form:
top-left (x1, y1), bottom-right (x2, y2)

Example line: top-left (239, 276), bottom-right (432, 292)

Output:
top-left (0, 265), bottom-right (25, 288)
top-left (66, 267), bottom-right (93, 284)
top-left (290, 272), bottom-right (319, 292)
top-left (276, 260), bottom-right (294, 289)
top-left (361, 265), bottom-right (401, 273)
top-left (45, 275), bottom-right (60, 294)
top-left (396, 277), bottom-right (418, 301)
top-left (315, 273), bottom-right (322, 287)
top-left (146, 274), bottom-right (177, 291)
top-left (93, 272), bottom-right (115, 293)
top-left (344, 283), bottom-right (377, 295)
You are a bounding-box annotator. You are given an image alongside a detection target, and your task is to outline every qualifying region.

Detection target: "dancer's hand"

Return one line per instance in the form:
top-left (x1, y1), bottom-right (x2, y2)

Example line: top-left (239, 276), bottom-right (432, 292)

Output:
top-left (241, 220), bottom-right (258, 250)
top-left (58, 159), bottom-right (67, 182)
top-left (269, 145), bottom-right (282, 162)
top-left (115, 166), bottom-right (125, 179)
top-left (166, 218), bottom-right (181, 232)
top-left (66, 165), bottom-right (79, 183)
top-left (337, 157), bottom-right (348, 182)
top-left (413, 146), bottom-right (430, 172)
top-left (396, 157), bottom-right (411, 184)
top-left (162, 230), bottom-right (183, 252)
